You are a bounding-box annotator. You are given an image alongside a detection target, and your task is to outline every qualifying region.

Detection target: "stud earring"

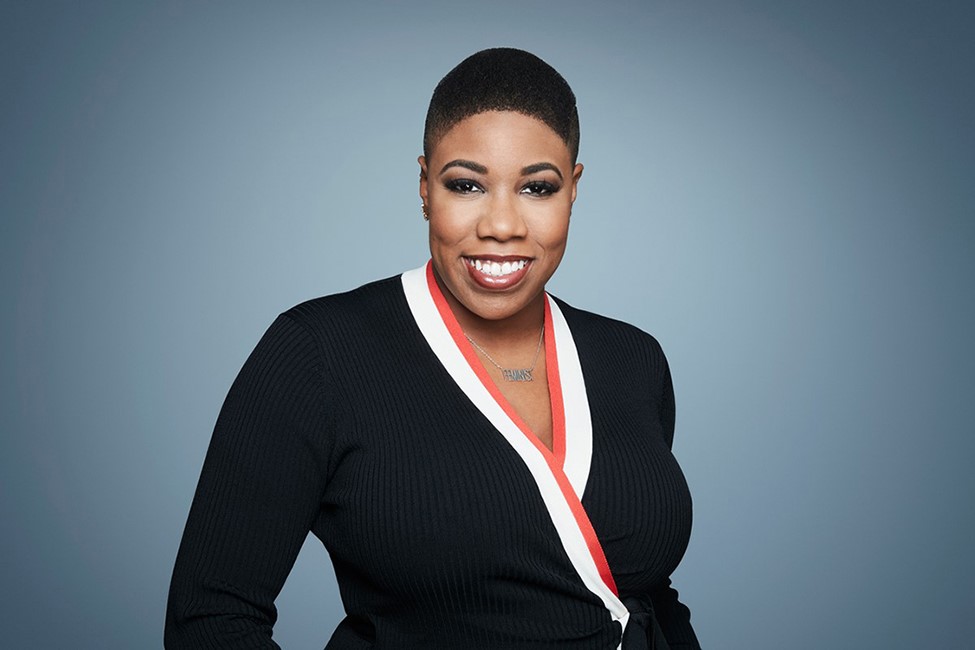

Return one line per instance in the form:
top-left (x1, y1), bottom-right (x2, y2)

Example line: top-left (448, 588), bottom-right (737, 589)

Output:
top-left (421, 204), bottom-right (430, 221)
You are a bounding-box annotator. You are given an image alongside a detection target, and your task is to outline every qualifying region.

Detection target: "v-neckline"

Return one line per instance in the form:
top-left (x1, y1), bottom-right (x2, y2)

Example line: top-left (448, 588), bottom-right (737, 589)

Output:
top-left (424, 261), bottom-right (567, 464)
top-left (400, 261), bottom-right (628, 634)
top-left (401, 260), bottom-right (594, 505)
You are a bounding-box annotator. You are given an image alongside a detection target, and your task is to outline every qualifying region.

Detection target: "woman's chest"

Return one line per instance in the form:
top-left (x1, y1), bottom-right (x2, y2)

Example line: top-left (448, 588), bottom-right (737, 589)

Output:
top-left (312, 379), bottom-right (691, 599)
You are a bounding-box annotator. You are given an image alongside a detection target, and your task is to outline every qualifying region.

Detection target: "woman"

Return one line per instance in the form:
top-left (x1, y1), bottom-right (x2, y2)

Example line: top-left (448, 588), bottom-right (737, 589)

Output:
top-left (166, 48), bottom-right (699, 649)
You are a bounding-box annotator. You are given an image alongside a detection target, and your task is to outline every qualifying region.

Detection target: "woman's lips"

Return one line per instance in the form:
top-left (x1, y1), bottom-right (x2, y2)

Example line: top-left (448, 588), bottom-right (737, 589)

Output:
top-left (464, 256), bottom-right (532, 290)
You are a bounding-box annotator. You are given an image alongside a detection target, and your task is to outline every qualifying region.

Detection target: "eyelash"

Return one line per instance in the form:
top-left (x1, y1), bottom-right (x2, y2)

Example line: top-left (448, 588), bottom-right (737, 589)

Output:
top-left (445, 179), bottom-right (482, 194)
top-left (443, 179), bottom-right (560, 196)
top-left (521, 181), bottom-right (559, 197)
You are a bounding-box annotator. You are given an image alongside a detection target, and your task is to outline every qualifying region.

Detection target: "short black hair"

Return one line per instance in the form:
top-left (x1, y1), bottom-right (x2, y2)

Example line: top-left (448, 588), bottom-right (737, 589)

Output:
top-left (423, 48), bottom-right (580, 162)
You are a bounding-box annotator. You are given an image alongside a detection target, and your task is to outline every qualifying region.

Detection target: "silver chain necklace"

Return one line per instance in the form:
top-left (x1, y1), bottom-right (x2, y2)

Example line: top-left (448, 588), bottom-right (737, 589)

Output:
top-left (465, 326), bottom-right (544, 382)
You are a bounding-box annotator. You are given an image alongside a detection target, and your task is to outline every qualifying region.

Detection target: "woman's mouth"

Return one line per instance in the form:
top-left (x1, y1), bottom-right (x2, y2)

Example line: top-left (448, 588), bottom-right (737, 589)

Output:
top-left (464, 256), bottom-right (531, 290)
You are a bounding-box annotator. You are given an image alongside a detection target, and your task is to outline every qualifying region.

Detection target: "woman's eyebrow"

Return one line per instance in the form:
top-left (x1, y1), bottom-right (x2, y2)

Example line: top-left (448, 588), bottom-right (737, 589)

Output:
top-left (439, 159), bottom-right (487, 175)
top-left (521, 162), bottom-right (562, 180)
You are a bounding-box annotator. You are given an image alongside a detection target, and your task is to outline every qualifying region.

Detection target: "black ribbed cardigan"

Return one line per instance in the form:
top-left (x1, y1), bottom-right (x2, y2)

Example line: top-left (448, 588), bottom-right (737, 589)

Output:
top-left (165, 273), bottom-right (699, 648)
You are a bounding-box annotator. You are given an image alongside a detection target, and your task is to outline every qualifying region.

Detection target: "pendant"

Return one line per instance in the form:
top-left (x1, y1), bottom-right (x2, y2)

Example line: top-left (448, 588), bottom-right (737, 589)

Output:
top-left (502, 368), bottom-right (533, 382)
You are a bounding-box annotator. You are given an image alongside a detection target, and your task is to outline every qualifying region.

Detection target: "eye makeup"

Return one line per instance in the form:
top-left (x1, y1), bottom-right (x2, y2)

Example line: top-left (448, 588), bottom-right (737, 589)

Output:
top-left (444, 178), bottom-right (483, 194)
top-left (521, 180), bottom-right (560, 196)
top-left (442, 176), bottom-right (561, 196)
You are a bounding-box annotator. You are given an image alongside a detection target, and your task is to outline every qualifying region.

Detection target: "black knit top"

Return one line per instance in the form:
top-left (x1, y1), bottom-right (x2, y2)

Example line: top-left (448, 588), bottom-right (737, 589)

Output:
top-left (165, 271), bottom-right (698, 648)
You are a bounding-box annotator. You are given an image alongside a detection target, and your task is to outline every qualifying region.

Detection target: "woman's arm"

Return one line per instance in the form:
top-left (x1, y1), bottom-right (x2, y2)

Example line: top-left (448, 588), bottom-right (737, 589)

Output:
top-left (652, 347), bottom-right (701, 649)
top-left (165, 314), bottom-right (331, 648)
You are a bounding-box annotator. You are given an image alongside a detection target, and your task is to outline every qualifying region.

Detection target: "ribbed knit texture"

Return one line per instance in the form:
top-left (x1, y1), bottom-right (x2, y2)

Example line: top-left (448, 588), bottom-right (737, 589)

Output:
top-left (165, 275), bottom-right (699, 649)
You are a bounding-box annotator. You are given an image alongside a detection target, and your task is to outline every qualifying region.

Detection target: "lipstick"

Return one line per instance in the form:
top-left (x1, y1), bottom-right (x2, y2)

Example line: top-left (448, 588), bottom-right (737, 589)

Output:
top-left (463, 255), bottom-right (532, 290)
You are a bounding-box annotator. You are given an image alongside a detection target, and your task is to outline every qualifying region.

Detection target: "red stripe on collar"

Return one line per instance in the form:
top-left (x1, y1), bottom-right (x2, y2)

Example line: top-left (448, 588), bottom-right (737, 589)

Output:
top-left (423, 261), bottom-right (618, 597)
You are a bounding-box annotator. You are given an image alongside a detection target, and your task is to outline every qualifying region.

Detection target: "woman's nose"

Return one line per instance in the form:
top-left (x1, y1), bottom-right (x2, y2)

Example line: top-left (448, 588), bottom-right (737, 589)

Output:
top-left (476, 194), bottom-right (527, 241)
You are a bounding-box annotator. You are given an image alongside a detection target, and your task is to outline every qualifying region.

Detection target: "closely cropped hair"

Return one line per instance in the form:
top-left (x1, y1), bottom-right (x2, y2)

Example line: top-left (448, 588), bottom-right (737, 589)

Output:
top-left (423, 48), bottom-right (580, 162)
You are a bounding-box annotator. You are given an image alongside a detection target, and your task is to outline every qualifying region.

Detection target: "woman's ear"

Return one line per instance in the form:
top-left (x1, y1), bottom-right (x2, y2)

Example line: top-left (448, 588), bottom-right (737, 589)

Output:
top-left (418, 155), bottom-right (429, 205)
top-left (570, 162), bottom-right (584, 204)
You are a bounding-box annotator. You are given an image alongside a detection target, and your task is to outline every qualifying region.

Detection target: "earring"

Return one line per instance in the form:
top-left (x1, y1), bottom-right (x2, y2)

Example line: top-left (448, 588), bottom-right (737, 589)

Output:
top-left (421, 203), bottom-right (430, 221)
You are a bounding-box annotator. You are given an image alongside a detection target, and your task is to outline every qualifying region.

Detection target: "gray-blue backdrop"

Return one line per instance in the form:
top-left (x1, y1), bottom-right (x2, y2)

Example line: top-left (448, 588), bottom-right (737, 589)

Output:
top-left (2, 1), bottom-right (973, 648)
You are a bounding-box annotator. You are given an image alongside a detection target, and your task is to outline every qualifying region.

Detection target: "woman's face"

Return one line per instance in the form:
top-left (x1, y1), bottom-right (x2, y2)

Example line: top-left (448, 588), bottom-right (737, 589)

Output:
top-left (419, 110), bottom-right (583, 327)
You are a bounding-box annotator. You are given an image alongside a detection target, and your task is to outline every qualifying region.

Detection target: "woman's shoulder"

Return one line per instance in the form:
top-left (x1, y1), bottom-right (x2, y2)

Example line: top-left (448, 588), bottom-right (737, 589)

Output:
top-left (550, 295), bottom-right (673, 390)
top-left (279, 273), bottom-right (408, 334)
top-left (551, 295), bottom-right (667, 359)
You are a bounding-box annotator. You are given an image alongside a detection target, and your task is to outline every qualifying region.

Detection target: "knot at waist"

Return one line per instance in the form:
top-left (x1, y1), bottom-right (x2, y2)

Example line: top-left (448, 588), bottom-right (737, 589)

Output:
top-left (620, 596), bottom-right (669, 650)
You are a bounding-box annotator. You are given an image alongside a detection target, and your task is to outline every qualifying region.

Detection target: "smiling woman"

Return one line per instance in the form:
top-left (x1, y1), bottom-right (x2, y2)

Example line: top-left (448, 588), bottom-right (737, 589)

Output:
top-left (165, 48), bottom-right (699, 649)
top-left (421, 110), bottom-right (585, 450)
top-left (423, 111), bottom-right (581, 326)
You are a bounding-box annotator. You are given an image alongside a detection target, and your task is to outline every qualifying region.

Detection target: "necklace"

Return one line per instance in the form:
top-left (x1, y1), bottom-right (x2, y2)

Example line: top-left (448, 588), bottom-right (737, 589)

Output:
top-left (465, 326), bottom-right (544, 382)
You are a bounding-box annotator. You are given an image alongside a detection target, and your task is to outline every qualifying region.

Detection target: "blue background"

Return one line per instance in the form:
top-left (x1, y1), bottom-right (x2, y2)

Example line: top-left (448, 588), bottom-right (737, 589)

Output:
top-left (2, 1), bottom-right (973, 647)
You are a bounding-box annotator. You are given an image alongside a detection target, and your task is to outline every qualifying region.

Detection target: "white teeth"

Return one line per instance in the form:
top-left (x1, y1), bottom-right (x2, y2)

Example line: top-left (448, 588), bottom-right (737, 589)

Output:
top-left (468, 258), bottom-right (528, 277)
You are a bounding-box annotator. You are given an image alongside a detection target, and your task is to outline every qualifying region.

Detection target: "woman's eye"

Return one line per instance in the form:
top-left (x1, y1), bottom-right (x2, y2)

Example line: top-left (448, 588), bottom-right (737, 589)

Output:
top-left (445, 179), bottom-right (482, 194)
top-left (521, 181), bottom-right (558, 196)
